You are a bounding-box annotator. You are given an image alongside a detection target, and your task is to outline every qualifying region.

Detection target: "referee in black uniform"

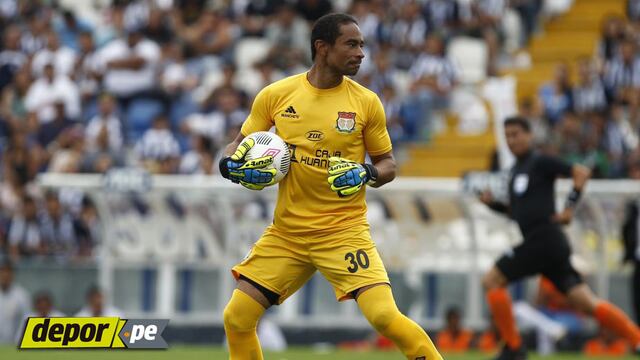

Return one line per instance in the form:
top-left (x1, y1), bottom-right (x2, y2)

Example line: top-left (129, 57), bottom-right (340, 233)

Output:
top-left (479, 117), bottom-right (640, 360)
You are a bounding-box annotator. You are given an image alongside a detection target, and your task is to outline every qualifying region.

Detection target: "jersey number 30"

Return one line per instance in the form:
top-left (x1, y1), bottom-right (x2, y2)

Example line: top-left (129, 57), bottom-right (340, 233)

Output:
top-left (345, 250), bottom-right (370, 273)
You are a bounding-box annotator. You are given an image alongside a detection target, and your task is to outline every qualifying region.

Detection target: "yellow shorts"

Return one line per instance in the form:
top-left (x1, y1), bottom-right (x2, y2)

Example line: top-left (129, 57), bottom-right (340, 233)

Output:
top-left (232, 224), bottom-right (389, 303)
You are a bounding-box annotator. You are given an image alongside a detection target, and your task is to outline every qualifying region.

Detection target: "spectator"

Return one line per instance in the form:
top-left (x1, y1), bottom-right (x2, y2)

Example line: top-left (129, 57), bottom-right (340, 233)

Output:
top-left (266, 4), bottom-right (312, 69)
top-left (31, 32), bottom-right (77, 77)
top-left (40, 191), bottom-right (76, 257)
top-left (1, 67), bottom-right (32, 126)
top-left (85, 94), bottom-right (123, 153)
top-left (160, 42), bottom-right (199, 97)
top-left (97, 25), bottom-right (162, 111)
top-left (538, 62), bottom-right (573, 125)
top-left (1, 131), bottom-right (40, 212)
top-left (604, 39), bottom-right (640, 108)
top-left (476, 321), bottom-right (499, 354)
top-left (436, 306), bottom-right (473, 352)
top-left (183, 88), bottom-right (247, 145)
top-left (174, 10), bottom-right (237, 60)
top-left (519, 97), bottom-right (549, 150)
top-left (7, 195), bottom-right (45, 259)
top-left (404, 34), bottom-right (458, 141)
top-left (549, 111), bottom-right (582, 158)
top-left (598, 15), bottom-right (627, 62)
top-left (29, 291), bottom-right (64, 317)
top-left (47, 125), bottom-right (85, 173)
top-left (391, 1), bottom-right (428, 69)
top-left (74, 31), bottom-right (101, 101)
top-left (135, 115), bottom-right (180, 174)
top-left (359, 51), bottom-right (397, 97)
top-left (573, 57), bottom-right (607, 115)
top-left (73, 197), bottom-right (100, 258)
top-left (20, 10), bottom-right (49, 55)
top-left (295, 0), bottom-right (332, 22)
top-left (0, 25), bottom-right (27, 91)
top-left (511, 0), bottom-right (542, 45)
top-left (380, 85), bottom-right (404, 144)
top-left (461, 0), bottom-right (507, 76)
top-left (179, 135), bottom-right (217, 175)
top-left (24, 63), bottom-right (80, 124)
top-left (142, 8), bottom-right (173, 45)
top-left (36, 100), bottom-right (76, 149)
top-left (0, 261), bottom-right (29, 344)
top-left (422, 0), bottom-right (461, 38)
top-left (54, 9), bottom-right (93, 51)
top-left (75, 285), bottom-right (122, 317)
top-left (583, 328), bottom-right (629, 356)
top-left (350, 0), bottom-right (381, 43)
top-left (629, 0), bottom-right (640, 24)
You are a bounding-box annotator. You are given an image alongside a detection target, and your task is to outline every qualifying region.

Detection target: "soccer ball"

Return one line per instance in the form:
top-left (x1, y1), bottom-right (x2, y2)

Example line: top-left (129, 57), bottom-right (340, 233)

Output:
top-left (243, 131), bottom-right (291, 184)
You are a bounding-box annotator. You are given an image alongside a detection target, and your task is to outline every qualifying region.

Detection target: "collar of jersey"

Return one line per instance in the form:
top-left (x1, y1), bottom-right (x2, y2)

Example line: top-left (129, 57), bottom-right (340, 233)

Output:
top-left (301, 72), bottom-right (347, 95)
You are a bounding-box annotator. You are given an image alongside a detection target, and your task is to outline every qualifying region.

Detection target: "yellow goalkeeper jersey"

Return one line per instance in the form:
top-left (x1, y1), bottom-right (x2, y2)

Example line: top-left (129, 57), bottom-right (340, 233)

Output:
top-left (240, 72), bottom-right (392, 234)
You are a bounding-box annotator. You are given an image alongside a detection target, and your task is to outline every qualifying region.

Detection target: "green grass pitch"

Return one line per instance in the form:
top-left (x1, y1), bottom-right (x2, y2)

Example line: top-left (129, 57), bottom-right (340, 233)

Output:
top-left (3, 346), bottom-right (638, 360)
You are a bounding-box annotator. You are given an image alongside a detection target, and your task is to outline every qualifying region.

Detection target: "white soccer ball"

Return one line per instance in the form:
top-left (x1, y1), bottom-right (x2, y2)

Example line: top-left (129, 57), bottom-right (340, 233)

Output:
top-left (243, 131), bottom-right (291, 184)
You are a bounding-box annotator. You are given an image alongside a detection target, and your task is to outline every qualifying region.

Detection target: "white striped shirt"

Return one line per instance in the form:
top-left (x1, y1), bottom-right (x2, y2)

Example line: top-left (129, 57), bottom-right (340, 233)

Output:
top-left (424, 0), bottom-right (458, 29)
top-left (573, 77), bottom-right (607, 113)
top-left (605, 56), bottom-right (640, 90)
top-left (409, 53), bottom-right (458, 90)
top-left (135, 128), bottom-right (180, 161)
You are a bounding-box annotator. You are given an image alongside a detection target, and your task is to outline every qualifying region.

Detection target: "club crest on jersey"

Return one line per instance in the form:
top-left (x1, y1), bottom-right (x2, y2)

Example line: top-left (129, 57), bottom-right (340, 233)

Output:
top-left (335, 112), bottom-right (356, 133)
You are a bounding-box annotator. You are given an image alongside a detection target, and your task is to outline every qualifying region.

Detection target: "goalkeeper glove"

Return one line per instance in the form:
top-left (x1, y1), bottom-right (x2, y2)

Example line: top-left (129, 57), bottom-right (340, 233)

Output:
top-left (327, 157), bottom-right (378, 197)
top-left (219, 138), bottom-right (277, 190)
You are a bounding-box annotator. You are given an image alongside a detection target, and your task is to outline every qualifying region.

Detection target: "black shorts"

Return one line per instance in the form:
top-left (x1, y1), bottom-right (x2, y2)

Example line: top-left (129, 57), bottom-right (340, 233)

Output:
top-left (495, 224), bottom-right (583, 294)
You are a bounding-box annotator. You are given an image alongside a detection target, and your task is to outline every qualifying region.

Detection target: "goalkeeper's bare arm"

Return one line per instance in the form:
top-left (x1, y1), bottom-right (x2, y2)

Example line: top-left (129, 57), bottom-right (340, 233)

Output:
top-left (368, 152), bottom-right (396, 188)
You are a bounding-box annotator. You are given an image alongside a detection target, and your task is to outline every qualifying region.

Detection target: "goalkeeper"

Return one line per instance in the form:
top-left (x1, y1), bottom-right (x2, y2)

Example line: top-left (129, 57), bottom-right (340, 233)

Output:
top-left (218, 13), bottom-right (442, 360)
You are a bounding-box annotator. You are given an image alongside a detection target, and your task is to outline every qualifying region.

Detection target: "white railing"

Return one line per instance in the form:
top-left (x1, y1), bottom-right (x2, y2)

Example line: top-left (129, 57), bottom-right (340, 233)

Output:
top-left (38, 173), bottom-right (640, 329)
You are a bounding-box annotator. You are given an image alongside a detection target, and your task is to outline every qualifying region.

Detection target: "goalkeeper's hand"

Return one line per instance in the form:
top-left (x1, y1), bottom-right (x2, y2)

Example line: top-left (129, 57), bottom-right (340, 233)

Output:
top-left (327, 157), bottom-right (378, 197)
top-left (218, 138), bottom-right (277, 190)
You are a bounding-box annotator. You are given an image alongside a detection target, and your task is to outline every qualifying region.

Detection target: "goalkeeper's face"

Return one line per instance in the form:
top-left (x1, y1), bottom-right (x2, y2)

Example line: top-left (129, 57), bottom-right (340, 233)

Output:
top-left (327, 23), bottom-right (365, 76)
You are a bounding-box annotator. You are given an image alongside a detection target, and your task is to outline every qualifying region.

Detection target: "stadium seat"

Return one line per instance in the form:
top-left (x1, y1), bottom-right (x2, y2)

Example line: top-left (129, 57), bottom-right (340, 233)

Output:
top-left (125, 99), bottom-right (164, 143)
top-left (447, 37), bottom-right (488, 85)
top-left (234, 37), bottom-right (272, 69)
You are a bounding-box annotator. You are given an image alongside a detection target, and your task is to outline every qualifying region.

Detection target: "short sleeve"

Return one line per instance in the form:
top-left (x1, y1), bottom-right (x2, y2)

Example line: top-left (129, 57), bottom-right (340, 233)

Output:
top-left (240, 86), bottom-right (275, 136)
top-left (364, 94), bottom-right (392, 156)
top-left (537, 154), bottom-right (573, 178)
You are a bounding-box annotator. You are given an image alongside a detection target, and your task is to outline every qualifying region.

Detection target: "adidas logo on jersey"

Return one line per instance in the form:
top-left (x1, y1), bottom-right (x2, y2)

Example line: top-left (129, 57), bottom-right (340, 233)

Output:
top-left (281, 105), bottom-right (300, 118)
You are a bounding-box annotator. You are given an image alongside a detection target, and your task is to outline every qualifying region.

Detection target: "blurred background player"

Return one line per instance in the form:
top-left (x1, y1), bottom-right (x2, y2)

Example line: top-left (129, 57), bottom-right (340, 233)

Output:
top-left (478, 116), bottom-right (640, 360)
top-left (74, 285), bottom-right (122, 318)
top-left (0, 260), bottom-right (29, 344)
top-left (218, 13), bottom-right (442, 360)
top-left (436, 306), bottom-right (473, 353)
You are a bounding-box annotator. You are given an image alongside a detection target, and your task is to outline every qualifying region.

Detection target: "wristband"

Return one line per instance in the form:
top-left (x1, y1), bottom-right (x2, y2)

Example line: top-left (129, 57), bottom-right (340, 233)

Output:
top-left (565, 187), bottom-right (582, 209)
top-left (362, 163), bottom-right (378, 186)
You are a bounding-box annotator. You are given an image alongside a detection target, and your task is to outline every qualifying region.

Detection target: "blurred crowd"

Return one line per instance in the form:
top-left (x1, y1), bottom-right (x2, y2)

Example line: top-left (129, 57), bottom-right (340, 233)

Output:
top-left (526, 2), bottom-right (640, 179)
top-left (0, 0), bottom-right (548, 261)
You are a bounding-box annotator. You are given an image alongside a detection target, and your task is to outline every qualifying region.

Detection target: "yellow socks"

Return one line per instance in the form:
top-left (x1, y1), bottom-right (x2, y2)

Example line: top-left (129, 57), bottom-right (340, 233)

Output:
top-left (223, 289), bottom-right (266, 360)
top-left (357, 285), bottom-right (443, 360)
